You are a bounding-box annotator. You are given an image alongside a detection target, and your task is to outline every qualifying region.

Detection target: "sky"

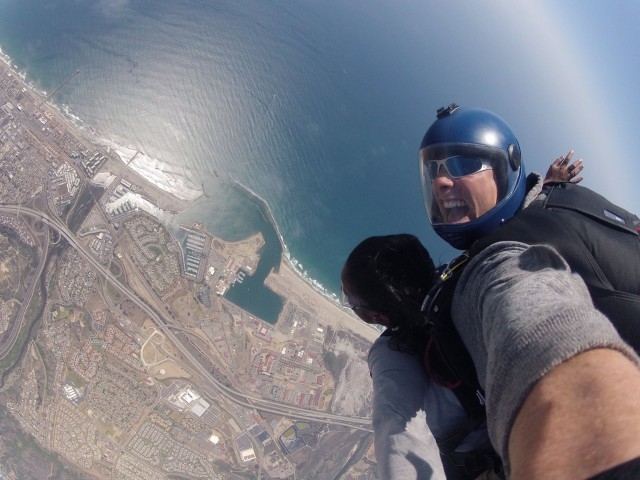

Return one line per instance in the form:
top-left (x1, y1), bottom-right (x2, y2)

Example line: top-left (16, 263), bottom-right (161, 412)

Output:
top-left (545, 0), bottom-right (640, 213)
top-left (473, 0), bottom-right (638, 213)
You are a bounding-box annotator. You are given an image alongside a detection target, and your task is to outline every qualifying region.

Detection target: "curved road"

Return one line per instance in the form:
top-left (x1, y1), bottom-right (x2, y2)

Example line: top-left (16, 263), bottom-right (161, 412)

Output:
top-left (0, 204), bottom-right (372, 431)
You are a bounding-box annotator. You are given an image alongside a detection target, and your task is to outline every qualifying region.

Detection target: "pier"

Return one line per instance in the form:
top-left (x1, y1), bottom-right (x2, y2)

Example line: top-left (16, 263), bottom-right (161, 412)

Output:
top-left (39, 69), bottom-right (80, 106)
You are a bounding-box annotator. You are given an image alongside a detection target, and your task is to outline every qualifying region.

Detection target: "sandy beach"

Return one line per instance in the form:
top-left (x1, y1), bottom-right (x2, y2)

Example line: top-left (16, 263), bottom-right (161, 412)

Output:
top-left (266, 257), bottom-right (380, 344)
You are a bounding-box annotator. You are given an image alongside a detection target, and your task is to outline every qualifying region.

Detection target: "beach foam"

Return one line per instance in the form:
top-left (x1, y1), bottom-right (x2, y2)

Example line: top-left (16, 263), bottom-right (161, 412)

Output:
top-left (230, 178), bottom-right (342, 304)
top-left (1, 49), bottom-right (201, 206)
top-left (98, 137), bottom-right (203, 202)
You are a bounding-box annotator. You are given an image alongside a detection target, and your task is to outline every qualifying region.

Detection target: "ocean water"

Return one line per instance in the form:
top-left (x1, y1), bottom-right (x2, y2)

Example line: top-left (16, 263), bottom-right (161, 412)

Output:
top-left (0, 0), bottom-right (454, 310)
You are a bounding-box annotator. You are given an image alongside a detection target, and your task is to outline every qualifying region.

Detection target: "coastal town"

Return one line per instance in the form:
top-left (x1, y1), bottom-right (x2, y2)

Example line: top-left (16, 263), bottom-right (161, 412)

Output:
top-left (0, 58), bottom-right (380, 479)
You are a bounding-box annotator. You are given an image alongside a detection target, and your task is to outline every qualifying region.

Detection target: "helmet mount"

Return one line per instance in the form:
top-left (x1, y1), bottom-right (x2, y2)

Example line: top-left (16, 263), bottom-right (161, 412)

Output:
top-left (436, 103), bottom-right (460, 119)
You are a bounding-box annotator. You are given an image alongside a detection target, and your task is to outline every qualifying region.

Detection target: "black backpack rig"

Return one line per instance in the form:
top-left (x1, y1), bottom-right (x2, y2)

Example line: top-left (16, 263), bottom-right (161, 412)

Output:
top-left (417, 182), bottom-right (640, 479)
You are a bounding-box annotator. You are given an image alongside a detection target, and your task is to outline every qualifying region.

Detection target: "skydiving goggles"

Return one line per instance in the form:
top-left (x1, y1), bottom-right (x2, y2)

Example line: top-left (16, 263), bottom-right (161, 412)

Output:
top-left (424, 156), bottom-right (493, 181)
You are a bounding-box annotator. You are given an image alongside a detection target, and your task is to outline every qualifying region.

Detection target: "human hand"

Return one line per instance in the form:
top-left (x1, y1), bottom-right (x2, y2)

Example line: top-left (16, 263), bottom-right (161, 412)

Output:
top-left (544, 150), bottom-right (584, 184)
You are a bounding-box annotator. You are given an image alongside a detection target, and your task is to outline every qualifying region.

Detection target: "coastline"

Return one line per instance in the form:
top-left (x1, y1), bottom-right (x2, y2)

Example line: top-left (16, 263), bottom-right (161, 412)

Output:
top-left (265, 255), bottom-right (380, 343)
top-left (1, 45), bottom-right (202, 205)
top-left (98, 138), bottom-right (203, 203)
top-left (1, 43), bottom-right (350, 329)
top-left (229, 177), bottom-right (342, 306)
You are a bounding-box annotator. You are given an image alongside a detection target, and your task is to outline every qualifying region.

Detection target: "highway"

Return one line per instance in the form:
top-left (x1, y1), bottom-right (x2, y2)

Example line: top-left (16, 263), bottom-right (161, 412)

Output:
top-left (0, 204), bottom-right (373, 431)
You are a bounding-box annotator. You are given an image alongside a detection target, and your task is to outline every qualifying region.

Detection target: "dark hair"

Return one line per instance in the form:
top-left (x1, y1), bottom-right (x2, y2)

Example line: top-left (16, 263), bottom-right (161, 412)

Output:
top-left (341, 234), bottom-right (437, 330)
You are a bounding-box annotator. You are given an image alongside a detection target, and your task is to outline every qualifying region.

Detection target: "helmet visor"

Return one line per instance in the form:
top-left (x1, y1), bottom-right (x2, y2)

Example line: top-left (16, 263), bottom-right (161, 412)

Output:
top-left (419, 143), bottom-right (519, 226)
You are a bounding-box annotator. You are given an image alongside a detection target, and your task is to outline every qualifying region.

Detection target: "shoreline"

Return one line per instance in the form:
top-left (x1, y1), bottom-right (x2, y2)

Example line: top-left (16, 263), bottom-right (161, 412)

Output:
top-left (100, 139), bottom-right (203, 203)
top-left (1, 45), bottom-right (202, 205)
top-left (266, 254), bottom-right (380, 343)
top-left (1, 42), bottom-right (346, 320)
top-left (229, 176), bottom-right (342, 306)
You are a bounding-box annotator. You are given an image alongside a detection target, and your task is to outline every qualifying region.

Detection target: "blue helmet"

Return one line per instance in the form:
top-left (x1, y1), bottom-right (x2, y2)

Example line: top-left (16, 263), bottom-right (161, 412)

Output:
top-left (418, 104), bottom-right (527, 250)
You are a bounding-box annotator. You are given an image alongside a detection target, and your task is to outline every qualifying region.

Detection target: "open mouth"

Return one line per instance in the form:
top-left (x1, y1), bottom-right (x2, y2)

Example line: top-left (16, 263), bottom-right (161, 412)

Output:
top-left (442, 199), bottom-right (469, 224)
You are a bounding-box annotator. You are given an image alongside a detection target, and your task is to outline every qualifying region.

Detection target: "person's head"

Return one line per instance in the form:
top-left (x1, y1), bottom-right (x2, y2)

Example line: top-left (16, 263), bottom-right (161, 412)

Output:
top-left (341, 234), bottom-right (436, 329)
top-left (419, 104), bottom-right (527, 249)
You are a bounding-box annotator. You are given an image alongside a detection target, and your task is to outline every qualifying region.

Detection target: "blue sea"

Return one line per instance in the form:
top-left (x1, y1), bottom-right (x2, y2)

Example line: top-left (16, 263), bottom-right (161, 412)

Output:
top-left (0, 0), bottom-right (456, 322)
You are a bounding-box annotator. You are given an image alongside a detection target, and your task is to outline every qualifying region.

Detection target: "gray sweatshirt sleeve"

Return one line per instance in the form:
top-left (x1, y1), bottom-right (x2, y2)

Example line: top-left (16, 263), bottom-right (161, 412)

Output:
top-left (368, 336), bottom-right (446, 480)
top-left (451, 241), bottom-right (639, 472)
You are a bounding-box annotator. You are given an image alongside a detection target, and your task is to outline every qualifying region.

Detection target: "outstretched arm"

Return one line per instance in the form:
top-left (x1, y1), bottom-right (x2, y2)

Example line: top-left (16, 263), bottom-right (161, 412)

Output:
top-left (544, 149), bottom-right (584, 184)
top-left (452, 242), bottom-right (640, 478)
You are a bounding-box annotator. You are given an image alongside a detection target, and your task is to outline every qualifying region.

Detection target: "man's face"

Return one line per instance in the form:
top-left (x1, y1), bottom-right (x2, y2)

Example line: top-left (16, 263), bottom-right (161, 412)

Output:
top-left (432, 168), bottom-right (498, 224)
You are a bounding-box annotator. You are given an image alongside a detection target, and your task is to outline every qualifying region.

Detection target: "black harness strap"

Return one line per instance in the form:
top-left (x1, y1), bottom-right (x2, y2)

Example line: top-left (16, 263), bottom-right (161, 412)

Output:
top-left (421, 254), bottom-right (487, 417)
top-left (419, 254), bottom-right (502, 478)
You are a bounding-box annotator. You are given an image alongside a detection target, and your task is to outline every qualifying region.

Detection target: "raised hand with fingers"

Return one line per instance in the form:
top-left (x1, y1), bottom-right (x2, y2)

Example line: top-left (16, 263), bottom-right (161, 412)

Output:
top-left (544, 150), bottom-right (584, 184)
